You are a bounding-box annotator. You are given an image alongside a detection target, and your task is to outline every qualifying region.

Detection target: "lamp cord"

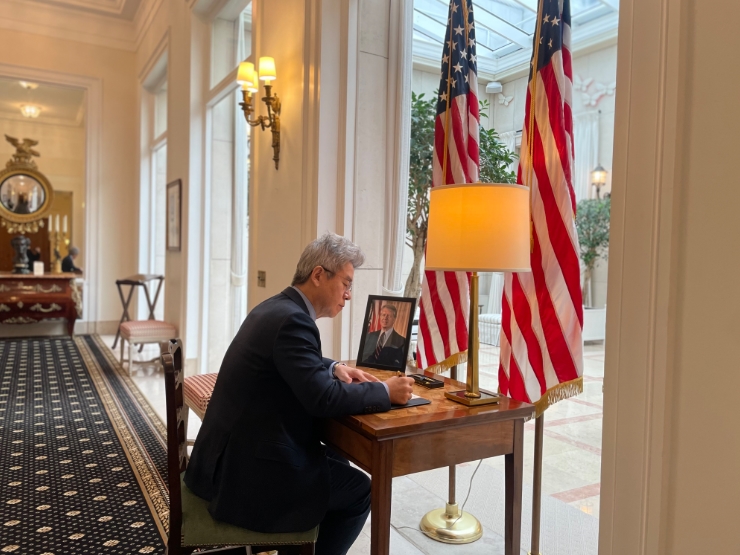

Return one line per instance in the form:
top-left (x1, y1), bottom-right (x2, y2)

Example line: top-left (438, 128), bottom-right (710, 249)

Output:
top-left (449, 459), bottom-right (483, 527)
top-left (395, 459), bottom-right (484, 534)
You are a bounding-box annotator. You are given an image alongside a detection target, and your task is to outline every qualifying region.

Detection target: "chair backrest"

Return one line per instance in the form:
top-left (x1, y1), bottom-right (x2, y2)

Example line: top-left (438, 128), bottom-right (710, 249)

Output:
top-left (161, 338), bottom-right (187, 552)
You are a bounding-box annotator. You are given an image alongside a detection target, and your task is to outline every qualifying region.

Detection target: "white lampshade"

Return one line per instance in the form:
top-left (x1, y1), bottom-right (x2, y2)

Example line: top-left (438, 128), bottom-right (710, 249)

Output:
top-left (425, 183), bottom-right (531, 272)
top-left (237, 62), bottom-right (255, 87)
top-left (258, 57), bottom-right (277, 81)
top-left (247, 67), bottom-right (259, 92)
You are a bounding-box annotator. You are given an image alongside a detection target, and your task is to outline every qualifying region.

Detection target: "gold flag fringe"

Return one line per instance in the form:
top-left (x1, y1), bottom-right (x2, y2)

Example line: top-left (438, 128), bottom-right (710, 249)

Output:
top-left (411, 351), bottom-right (581, 419)
top-left (532, 377), bottom-right (583, 419)
top-left (420, 350), bottom-right (468, 376)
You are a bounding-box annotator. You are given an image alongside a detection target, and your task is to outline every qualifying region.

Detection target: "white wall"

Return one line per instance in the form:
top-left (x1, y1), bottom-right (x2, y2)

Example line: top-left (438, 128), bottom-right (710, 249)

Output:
top-left (248, 0), bottom-right (408, 361)
top-left (654, 2), bottom-right (740, 550)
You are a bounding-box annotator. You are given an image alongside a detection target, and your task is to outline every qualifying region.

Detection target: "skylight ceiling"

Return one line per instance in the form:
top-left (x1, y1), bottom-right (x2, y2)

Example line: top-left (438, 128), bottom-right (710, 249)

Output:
top-left (413, 0), bottom-right (619, 78)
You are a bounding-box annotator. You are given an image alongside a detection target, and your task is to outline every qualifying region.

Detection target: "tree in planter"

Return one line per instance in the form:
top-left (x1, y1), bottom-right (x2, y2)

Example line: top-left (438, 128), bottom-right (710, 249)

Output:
top-left (403, 95), bottom-right (517, 298)
top-left (574, 197), bottom-right (611, 307)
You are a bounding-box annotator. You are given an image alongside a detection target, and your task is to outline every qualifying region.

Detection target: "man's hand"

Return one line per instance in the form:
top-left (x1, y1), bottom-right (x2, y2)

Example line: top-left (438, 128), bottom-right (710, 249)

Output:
top-left (385, 376), bottom-right (414, 405)
top-left (333, 364), bottom-right (380, 384)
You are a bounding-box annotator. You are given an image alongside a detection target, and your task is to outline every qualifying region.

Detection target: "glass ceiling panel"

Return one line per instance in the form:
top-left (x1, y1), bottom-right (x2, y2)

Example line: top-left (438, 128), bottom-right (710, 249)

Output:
top-left (413, 0), bottom-right (619, 76)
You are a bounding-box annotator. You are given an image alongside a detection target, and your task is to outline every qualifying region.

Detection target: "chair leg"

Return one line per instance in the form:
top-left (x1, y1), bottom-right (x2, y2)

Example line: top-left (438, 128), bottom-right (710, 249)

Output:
top-left (182, 406), bottom-right (190, 444)
top-left (129, 341), bottom-right (134, 375)
top-left (120, 337), bottom-right (125, 366)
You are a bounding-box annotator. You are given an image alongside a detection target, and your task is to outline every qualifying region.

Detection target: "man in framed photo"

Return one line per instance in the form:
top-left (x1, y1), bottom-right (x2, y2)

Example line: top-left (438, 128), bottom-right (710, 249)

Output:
top-left (360, 304), bottom-right (407, 367)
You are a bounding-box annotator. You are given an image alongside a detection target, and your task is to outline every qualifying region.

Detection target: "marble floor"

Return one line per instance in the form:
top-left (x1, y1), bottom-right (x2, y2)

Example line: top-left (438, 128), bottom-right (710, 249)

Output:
top-left (100, 335), bottom-right (604, 555)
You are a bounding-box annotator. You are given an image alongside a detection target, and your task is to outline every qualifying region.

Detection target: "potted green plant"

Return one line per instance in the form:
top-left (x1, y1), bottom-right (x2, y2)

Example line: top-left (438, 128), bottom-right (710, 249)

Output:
top-left (575, 197), bottom-right (611, 341)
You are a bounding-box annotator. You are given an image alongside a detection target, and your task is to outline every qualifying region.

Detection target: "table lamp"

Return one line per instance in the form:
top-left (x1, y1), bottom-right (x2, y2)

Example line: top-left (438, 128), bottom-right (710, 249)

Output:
top-left (425, 182), bottom-right (531, 406)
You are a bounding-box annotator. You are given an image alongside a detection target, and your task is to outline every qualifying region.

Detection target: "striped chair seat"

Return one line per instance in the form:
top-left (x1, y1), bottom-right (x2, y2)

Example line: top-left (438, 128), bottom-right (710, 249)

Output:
top-left (119, 320), bottom-right (178, 375)
top-left (183, 373), bottom-right (218, 420)
top-left (120, 320), bottom-right (177, 341)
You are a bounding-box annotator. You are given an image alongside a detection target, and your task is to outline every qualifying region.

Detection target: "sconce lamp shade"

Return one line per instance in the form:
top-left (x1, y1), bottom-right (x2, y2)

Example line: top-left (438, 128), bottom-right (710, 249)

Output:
top-left (591, 164), bottom-right (607, 185)
top-left (425, 183), bottom-right (531, 273)
top-left (259, 57), bottom-right (277, 81)
top-left (248, 68), bottom-right (259, 92)
top-left (237, 62), bottom-right (255, 87)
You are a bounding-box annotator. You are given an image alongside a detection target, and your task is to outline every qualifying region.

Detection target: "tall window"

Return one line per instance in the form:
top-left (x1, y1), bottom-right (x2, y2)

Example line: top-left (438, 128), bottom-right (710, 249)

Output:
top-left (140, 61), bottom-right (168, 320)
top-left (201, 1), bottom-right (251, 373)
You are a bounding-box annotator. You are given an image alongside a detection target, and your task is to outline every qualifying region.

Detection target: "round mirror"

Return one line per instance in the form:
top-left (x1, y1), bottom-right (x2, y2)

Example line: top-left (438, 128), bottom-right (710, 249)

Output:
top-left (0, 168), bottom-right (53, 225)
top-left (0, 173), bottom-right (46, 215)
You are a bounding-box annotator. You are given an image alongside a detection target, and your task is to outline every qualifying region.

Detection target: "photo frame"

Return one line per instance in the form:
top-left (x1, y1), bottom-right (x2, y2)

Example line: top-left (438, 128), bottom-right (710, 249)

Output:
top-left (166, 179), bottom-right (181, 252)
top-left (356, 295), bottom-right (417, 371)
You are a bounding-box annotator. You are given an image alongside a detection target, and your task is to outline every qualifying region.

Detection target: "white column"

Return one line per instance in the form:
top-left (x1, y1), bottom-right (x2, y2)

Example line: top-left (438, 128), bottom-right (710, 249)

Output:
top-left (594, 0), bottom-right (740, 552)
top-left (382, 0), bottom-right (412, 296)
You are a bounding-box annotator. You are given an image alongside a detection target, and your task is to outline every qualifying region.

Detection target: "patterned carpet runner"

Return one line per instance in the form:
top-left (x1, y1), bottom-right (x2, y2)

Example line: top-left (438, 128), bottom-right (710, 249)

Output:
top-left (0, 336), bottom-right (169, 554)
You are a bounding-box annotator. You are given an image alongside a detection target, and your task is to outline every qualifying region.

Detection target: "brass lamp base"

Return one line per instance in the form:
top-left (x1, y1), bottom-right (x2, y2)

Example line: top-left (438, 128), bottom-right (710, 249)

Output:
top-left (420, 502), bottom-right (483, 544)
top-left (445, 389), bottom-right (502, 406)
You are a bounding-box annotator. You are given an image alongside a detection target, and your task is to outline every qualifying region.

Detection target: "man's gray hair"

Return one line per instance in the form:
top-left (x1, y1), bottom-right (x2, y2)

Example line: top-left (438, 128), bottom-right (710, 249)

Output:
top-left (291, 233), bottom-right (365, 285)
top-left (381, 304), bottom-right (397, 318)
top-left (68, 246), bottom-right (80, 256)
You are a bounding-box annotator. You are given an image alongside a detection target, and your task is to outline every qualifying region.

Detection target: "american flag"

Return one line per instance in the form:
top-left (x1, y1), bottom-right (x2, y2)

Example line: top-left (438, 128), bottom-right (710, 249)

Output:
top-left (416, 0), bottom-right (479, 371)
top-left (499, 0), bottom-right (584, 416)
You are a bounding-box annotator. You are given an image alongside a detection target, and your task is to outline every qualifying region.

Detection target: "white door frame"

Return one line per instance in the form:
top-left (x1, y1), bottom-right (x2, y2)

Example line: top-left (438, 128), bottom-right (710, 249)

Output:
top-left (599, 0), bottom-right (684, 552)
top-left (0, 62), bottom-right (102, 329)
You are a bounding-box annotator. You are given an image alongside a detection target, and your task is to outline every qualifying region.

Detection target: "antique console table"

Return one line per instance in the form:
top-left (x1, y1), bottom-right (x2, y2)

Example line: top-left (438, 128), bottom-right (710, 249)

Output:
top-left (0, 273), bottom-right (82, 335)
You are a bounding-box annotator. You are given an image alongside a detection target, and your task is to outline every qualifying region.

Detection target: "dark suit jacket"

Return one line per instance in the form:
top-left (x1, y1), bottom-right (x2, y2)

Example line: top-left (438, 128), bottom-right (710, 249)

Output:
top-left (61, 255), bottom-right (81, 274)
top-left (361, 328), bottom-right (406, 367)
top-left (184, 287), bottom-right (390, 533)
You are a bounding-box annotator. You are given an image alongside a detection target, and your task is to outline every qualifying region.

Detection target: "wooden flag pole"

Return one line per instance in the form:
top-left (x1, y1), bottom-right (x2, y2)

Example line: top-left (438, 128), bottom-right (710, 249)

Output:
top-left (530, 414), bottom-right (544, 555)
top-left (528, 1), bottom-right (545, 550)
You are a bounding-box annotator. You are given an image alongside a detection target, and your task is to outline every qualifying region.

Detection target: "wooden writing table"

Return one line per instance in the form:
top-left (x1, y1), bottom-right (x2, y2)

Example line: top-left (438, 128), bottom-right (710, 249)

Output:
top-left (322, 364), bottom-right (534, 555)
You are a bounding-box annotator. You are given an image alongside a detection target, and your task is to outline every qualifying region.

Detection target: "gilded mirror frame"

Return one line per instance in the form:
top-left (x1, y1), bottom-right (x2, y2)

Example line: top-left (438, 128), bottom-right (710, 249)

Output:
top-left (0, 166), bottom-right (54, 233)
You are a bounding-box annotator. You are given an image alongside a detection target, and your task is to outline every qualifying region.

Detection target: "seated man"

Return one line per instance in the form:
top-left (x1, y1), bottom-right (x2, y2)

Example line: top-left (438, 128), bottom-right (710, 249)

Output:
top-left (185, 233), bottom-right (414, 555)
top-left (61, 246), bottom-right (83, 274)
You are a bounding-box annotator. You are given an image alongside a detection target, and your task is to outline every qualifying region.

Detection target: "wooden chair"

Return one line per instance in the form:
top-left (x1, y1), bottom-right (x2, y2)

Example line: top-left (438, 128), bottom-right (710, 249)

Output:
top-left (120, 320), bottom-right (177, 374)
top-left (161, 339), bottom-right (318, 555)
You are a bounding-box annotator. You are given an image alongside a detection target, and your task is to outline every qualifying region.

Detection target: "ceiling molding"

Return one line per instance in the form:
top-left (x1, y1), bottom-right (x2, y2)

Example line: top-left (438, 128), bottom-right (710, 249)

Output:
top-left (0, 0), bottom-right (163, 52)
top-left (133, 0), bottom-right (166, 49)
top-left (28, 0), bottom-right (130, 18)
top-left (0, 112), bottom-right (84, 128)
top-left (0, 0), bottom-right (136, 50)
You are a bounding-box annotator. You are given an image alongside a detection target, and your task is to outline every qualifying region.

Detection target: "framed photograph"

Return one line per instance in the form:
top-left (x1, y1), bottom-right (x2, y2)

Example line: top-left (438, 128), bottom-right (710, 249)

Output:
top-left (166, 179), bottom-right (181, 251)
top-left (356, 296), bottom-right (417, 371)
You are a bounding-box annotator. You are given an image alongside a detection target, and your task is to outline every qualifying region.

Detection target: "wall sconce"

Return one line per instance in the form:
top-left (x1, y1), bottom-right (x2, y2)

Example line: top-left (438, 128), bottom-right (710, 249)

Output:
top-left (590, 163), bottom-right (607, 199)
top-left (237, 58), bottom-right (281, 169)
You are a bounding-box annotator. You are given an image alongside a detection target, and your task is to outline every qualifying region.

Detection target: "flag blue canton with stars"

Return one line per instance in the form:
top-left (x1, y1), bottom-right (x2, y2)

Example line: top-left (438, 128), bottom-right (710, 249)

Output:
top-left (436, 0), bottom-right (478, 115)
top-left (531, 0), bottom-right (572, 76)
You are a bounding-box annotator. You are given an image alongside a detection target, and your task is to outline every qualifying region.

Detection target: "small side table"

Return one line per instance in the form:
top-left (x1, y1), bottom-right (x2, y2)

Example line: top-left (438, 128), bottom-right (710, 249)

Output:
top-left (112, 274), bottom-right (164, 349)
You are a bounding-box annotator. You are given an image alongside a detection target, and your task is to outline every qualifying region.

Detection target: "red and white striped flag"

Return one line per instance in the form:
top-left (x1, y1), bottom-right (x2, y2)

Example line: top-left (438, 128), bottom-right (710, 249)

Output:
top-left (499, 0), bottom-right (584, 415)
top-left (416, 0), bottom-right (479, 371)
